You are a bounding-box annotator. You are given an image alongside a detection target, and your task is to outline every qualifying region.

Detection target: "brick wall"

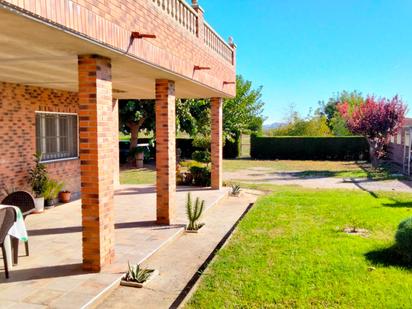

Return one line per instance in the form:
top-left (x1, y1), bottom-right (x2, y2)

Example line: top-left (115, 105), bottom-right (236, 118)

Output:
top-left (2, 0), bottom-right (236, 96)
top-left (0, 82), bottom-right (80, 199)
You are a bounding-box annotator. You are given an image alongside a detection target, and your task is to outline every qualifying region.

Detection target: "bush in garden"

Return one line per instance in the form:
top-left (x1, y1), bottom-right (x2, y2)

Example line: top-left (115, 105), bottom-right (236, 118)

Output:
top-left (192, 134), bottom-right (211, 150)
top-left (192, 150), bottom-right (211, 164)
top-left (395, 217), bottom-right (412, 262)
top-left (190, 165), bottom-right (211, 187)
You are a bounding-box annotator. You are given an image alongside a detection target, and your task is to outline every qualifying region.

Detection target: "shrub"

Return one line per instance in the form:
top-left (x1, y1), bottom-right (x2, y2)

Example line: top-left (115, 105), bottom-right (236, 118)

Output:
top-left (190, 165), bottom-right (211, 187)
top-left (250, 136), bottom-right (369, 161)
top-left (223, 135), bottom-right (241, 159)
top-left (395, 217), bottom-right (412, 262)
top-left (131, 137), bottom-right (239, 159)
top-left (192, 150), bottom-right (211, 163)
top-left (192, 135), bottom-right (211, 149)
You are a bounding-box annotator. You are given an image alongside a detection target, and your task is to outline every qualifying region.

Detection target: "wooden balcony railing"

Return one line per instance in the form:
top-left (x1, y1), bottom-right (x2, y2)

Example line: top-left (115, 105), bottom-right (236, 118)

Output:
top-left (151, 0), bottom-right (234, 64)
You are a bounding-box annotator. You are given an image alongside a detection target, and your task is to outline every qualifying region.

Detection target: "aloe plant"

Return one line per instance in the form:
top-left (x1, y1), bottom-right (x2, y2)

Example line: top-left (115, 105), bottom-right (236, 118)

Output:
top-left (123, 262), bottom-right (154, 283)
top-left (186, 193), bottom-right (205, 230)
top-left (231, 184), bottom-right (241, 196)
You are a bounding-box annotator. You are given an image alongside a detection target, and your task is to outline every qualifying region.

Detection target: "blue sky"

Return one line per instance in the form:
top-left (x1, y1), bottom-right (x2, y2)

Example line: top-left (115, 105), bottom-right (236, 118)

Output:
top-left (201, 0), bottom-right (412, 124)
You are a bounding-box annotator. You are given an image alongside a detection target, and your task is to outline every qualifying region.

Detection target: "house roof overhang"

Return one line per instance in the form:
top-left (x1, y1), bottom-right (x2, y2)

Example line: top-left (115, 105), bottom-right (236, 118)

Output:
top-left (0, 6), bottom-right (234, 99)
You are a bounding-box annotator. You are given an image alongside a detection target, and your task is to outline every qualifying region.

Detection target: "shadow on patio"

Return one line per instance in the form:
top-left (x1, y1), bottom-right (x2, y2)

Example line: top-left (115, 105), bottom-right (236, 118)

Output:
top-left (0, 184), bottom-right (227, 308)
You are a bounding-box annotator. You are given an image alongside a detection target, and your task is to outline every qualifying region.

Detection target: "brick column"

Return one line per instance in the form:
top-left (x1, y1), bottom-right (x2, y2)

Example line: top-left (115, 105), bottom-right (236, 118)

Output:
top-left (112, 99), bottom-right (120, 187)
top-left (211, 97), bottom-right (223, 190)
top-left (78, 54), bottom-right (115, 271)
top-left (155, 80), bottom-right (176, 225)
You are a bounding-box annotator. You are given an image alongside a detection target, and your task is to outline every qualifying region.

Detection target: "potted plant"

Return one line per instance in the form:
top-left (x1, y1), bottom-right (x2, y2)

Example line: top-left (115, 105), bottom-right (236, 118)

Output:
top-left (120, 262), bottom-right (158, 288)
top-left (28, 153), bottom-right (48, 212)
top-left (128, 146), bottom-right (148, 169)
top-left (185, 193), bottom-right (205, 233)
top-left (43, 179), bottom-right (64, 208)
top-left (230, 184), bottom-right (241, 197)
top-left (59, 190), bottom-right (72, 203)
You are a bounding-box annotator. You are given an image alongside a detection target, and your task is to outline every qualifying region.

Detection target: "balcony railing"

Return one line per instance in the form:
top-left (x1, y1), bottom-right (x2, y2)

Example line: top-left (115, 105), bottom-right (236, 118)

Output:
top-left (152, 0), bottom-right (198, 35)
top-left (152, 0), bottom-right (234, 65)
top-left (204, 21), bottom-right (234, 64)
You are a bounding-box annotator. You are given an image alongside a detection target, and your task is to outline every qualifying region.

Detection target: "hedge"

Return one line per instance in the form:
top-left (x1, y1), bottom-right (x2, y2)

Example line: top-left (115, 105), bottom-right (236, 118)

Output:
top-left (121, 137), bottom-right (241, 160)
top-left (250, 136), bottom-right (369, 161)
top-left (223, 137), bottom-right (240, 159)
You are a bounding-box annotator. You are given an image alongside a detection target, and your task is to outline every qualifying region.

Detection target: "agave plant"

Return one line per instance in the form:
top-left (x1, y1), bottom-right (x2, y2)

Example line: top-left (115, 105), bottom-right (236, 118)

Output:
top-left (186, 193), bottom-right (205, 231)
top-left (123, 262), bottom-right (154, 283)
top-left (231, 184), bottom-right (241, 196)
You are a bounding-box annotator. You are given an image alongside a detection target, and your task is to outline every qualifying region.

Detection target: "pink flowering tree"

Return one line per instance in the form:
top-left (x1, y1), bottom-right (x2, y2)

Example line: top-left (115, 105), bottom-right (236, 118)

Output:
top-left (338, 96), bottom-right (407, 167)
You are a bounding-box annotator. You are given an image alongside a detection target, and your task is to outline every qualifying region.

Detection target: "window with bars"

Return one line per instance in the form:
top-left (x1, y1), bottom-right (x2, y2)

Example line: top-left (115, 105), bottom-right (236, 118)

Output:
top-left (35, 113), bottom-right (78, 162)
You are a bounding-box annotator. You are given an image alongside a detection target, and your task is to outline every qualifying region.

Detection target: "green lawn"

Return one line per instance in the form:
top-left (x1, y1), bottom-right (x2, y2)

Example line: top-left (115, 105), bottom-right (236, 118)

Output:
top-left (119, 159), bottom-right (404, 185)
top-left (120, 167), bottom-right (156, 185)
top-left (187, 185), bottom-right (412, 308)
top-left (223, 159), bottom-right (402, 180)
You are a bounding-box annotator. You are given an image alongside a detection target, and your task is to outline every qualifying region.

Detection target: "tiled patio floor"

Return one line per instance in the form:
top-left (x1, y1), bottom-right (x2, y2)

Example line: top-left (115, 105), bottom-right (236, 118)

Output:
top-left (0, 185), bottom-right (227, 309)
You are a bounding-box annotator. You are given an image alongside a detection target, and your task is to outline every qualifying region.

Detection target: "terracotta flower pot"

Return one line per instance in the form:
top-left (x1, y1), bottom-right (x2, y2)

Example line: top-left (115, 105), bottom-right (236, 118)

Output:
top-left (59, 191), bottom-right (71, 203)
top-left (135, 152), bottom-right (144, 169)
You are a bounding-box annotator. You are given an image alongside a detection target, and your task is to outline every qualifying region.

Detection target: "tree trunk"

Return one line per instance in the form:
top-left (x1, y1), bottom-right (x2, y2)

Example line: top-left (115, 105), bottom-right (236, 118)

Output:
top-left (130, 124), bottom-right (139, 150)
top-left (128, 117), bottom-right (145, 151)
top-left (368, 140), bottom-right (379, 168)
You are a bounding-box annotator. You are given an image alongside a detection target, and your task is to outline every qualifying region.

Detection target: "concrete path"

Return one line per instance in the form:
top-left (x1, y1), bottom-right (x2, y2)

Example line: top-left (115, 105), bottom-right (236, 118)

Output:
top-left (224, 168), bottom-right (412, 193)
top-left (96, 191), bottom-right (260, 309)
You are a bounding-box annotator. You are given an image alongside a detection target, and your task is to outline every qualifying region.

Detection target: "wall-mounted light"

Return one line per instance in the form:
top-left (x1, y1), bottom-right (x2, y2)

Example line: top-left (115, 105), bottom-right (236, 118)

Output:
top-left (223, 81), bottom-right (235, 85)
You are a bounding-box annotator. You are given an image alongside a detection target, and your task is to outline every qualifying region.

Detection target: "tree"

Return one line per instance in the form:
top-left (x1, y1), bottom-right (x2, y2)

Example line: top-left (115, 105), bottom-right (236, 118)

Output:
top-left (318, 90), bottom-right (364, 136)
top-left (338, 95), bottom-right (407, 166)
top-left (223, 75), bottom-right (265, 141)
top-left (267, 103), bottom-right (332, 137)
top-left (176, 99), bottom-right (210, 136)
top-left (119, 100), bottom-right (155, 150)
top-left (178, 75), bottom-right (265, 142)
top-left (268, 115), bottom-right (332, 136)
top-left (119, 75), bottom-right (265, 150)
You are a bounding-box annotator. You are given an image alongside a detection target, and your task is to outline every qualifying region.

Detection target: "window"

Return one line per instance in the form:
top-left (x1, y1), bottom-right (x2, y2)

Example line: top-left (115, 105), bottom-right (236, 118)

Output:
top-left (36, 113), bottom-right (78, 162)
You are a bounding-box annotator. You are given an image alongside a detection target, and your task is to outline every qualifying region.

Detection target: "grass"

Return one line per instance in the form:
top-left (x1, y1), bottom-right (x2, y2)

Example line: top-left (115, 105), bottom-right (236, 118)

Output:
top-left (119, 159), bottom-right (406, 185)
top-left (223, 159), bottom-right (403, 180)
top-left (187, 185), bottom-right (412, 308)
top-left (120, 167), bottom-right (156, 185)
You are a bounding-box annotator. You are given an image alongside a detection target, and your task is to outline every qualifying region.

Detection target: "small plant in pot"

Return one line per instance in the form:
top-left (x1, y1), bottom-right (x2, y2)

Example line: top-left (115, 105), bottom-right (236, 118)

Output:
top-left (230, 184), bottom-right (241, 197)
top-left (59, 190), bottom-right (72, 203)
top-left (185, 193), bottom-right (205, 233)
top-left (128, 146), bottom-right (149, 169)
top-left (120, 262), bottom-right (158, 288)
top-left (28, 153), bottom-right (48, 213)
top-left (43, 179), bottom-right (64, 209)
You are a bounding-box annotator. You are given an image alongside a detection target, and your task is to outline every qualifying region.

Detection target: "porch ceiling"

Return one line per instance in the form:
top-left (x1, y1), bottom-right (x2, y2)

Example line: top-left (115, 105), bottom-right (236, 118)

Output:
top-left (0, 7), bottom-right (227, 99)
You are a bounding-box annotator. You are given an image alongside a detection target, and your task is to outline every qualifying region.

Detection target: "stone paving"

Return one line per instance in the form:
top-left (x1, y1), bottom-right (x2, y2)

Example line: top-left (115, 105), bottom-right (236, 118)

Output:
top-left (97, 190), bottom-right (260, 309)
top-left (0, 185), bottom-right (228, 309)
